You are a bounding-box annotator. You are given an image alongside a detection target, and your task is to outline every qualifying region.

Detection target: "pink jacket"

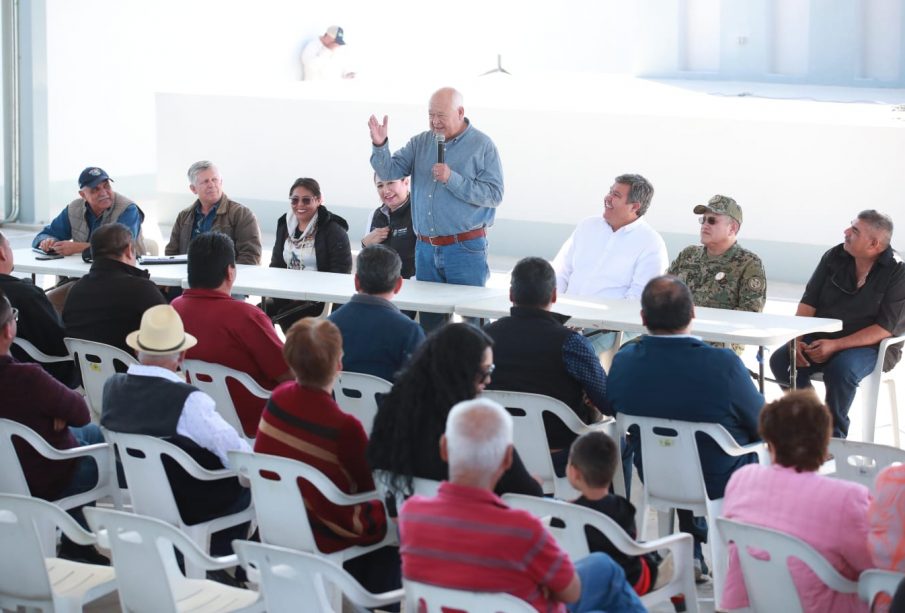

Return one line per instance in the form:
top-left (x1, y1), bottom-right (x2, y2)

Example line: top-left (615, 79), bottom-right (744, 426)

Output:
top-left (721, 463), bottom-right (872, 613)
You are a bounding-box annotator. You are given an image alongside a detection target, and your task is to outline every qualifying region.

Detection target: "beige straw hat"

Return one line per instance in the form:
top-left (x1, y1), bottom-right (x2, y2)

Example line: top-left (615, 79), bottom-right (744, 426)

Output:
top-left (125, 305), bottom-right (197, 355)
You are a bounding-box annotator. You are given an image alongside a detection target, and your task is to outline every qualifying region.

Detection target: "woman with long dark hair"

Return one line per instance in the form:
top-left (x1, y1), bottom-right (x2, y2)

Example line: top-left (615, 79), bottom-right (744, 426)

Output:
top-left (367, 322), bottom-right (542, 497)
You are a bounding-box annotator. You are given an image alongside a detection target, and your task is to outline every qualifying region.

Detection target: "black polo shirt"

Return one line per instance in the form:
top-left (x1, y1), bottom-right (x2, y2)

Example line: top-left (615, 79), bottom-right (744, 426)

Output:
top-left (802, 244), bottom-right (905, 371)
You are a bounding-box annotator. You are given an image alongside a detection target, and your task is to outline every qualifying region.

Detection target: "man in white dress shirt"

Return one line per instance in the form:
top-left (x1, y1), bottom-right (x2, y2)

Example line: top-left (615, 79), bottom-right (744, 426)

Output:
top-left (552, 173), bottom-right (668, 351)
top-left (101, 304), bottom-right (251, 563)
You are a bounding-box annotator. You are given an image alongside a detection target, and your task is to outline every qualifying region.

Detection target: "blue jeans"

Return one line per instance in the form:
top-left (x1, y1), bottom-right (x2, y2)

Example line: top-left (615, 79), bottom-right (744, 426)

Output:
top-left (415, 237), bottom-right (489, 332)
top-left (58, 424), bottom-right (104, 528)
top-left (769, 339), bottom-right (877, 438)
top-left (568, 552), bottom-right (646, 613)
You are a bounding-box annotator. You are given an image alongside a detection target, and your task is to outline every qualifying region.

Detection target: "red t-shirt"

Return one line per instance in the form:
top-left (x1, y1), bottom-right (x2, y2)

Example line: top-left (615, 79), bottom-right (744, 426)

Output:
top-left (400, 481), bottom-right (575, 613)
top-left (172, 289), bottom-right (289, 436)
top-left (253, 382), bottom-right (386, 553)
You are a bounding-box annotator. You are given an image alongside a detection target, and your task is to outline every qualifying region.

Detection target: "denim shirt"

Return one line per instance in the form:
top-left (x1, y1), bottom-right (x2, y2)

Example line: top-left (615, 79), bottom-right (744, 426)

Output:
top-left (370, 118), bottom-right (504, 237)
top-left (191, 201), bottom-right (220, 239)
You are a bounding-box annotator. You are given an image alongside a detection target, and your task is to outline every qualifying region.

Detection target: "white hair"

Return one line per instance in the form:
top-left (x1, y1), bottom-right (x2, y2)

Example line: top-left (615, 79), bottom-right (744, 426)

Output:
top-left (137, 351), bottom-right (181, 368)
top-left (445, 398), bottom-right (513, 476)
top-left (187, 160), bottom-right (217, 185)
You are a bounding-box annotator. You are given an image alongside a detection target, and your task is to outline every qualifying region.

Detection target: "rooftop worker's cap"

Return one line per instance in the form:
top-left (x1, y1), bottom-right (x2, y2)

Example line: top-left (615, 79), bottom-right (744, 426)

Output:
top-left (78, 167), bottom-right (113, 190)
top-left (325, 25), bottom-right (345, 45)
top-left (126, 305), bottom-right (198, 355)
top-left (693, 194), bottom-right (743, 225)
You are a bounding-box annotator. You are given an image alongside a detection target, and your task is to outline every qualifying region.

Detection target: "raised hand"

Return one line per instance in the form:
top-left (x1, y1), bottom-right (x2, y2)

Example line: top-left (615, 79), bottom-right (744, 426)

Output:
top-left (368, 114), bottom-right (389, 145)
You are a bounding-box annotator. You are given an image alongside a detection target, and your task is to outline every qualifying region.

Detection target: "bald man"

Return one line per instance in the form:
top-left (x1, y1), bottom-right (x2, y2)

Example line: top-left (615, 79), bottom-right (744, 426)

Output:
top-left (368, 87), bottom-right (504, 299)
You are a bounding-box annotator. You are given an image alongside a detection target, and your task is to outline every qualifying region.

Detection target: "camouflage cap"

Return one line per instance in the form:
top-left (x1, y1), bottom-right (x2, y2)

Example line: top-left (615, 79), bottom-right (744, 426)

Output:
top-left (693, 195), bottom-right (742, 225)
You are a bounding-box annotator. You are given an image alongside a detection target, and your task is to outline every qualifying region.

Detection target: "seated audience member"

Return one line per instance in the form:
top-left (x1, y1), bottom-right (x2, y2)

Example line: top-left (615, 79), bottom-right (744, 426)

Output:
top-left (368, 323), bottom-right (542, 498)
top-left (101, 305), bottom-right (252, 559)
top-left (668, 195), bottom-right (766, 354)
top-left (266, 177), bottom-right (352, 330)
top-left (770, 210), bottom-right (905, 438)
top-left (551, 173), bottom-right (668, 353)
top-left (254, 318), bottom-right (397, 593)
top-left (165, 160), bottom-right (262, 265)
top-left (62, 223), bottom-right (166, 353)
top-left (0, 288), bottom-right (106, 563)
top-left (567, 431), bottom-right (659, 596)
top-left (328, 245), bottom-right (424, 381)
top-left (607, 275), bottom-right (764, 580)
top-left (362, 174), bottom-right (415, 279)
top-left (721, 390), bottom-right (872, 612)
top-left (869, 464), bottom-right (905, 613)
top-left (32, 166), bottom-right (146, 311)
top-left (0, 231), bottom-right (74, 385)
top-left (399, 398), bottom-right (645, 613)
top-left (484, 256), bottom-right (609, 467)
top-left (172, 233), bottom-right (291, 437)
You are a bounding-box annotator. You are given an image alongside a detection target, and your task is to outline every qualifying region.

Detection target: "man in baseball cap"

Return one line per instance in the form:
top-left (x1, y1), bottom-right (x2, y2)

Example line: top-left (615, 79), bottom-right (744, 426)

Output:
top-left (301, 24), bottom-right (355, 80)
top-left (32, 166), bottom-right (147, 312)
top-left (667, 194), bottom-right (767, 354)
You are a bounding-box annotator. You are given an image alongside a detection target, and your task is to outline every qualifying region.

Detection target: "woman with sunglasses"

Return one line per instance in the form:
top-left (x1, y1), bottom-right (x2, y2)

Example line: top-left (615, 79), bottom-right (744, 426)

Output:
top-left (367, 322), bottom-right (542, 499)
top-left (267, 177), bottom-right (352, 330)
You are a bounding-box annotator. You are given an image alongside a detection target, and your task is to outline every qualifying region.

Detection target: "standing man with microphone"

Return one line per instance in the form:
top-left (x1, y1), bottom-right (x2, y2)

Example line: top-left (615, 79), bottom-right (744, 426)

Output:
top-left (368, 87), bottom-right (504, 327)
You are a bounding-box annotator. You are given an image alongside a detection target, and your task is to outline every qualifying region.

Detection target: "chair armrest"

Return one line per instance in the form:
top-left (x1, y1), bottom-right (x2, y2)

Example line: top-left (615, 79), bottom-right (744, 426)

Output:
top-left (37, 442), bottom-right (111, 462)
top-left (876, 334), bottom-right (905, 373)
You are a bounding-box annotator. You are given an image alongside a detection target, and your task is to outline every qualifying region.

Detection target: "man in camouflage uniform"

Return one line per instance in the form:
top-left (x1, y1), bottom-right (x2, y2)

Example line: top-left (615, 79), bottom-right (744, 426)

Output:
top-left (668, 195), bottom-right (766, 354)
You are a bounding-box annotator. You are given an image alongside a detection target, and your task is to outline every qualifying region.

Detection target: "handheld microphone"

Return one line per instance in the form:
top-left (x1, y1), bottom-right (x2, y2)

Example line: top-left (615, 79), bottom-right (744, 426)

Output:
top-left (436, 134), bottom-right (446, 164)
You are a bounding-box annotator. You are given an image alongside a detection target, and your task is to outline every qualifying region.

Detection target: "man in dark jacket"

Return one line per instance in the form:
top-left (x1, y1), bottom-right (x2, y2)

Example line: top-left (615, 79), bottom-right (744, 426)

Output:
top-left (0, 231), bottom-right (74, 385)
top-left (62, 223), bottom-right (166, 353)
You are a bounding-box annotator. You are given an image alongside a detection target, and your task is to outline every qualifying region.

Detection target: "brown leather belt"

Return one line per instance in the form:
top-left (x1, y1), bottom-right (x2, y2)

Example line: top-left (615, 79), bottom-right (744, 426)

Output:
top-left (418, 227), bottom-right (486, 246)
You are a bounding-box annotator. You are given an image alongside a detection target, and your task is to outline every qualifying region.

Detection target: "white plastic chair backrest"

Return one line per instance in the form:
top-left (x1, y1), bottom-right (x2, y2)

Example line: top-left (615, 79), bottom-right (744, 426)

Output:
top-left (0, 494), bottom-right (71, 603)
top-left (182, 359), bottom-right (269, 441)
top-left (717, 518), bottom-right (859, 613)
top-left (372, 470), bottom-right (441, 519)
top-left (84, 506), bottom-right (196, 613)
top-left (11, 337), bottom-right (73, 364)
top-left (102, 430), bottom-right (187, 526)
top-left (332, 371), bottom-right (392, 435)
top-left (501, 494), bottom-right (620, 561)
top-left (0, 419), bottom-right (37, 495)
top-left (234, 540), bottom-right (402, 612)
top-left (404, 579), bottom-right (535, 613)
top-left (826, 438), bottom-right (905, 490)
top-left (617, 414), bottom-right (745, 514)
top-left (230, 450), bottom-right (363, 553)
top-left (858, 569), bottom-right (905, 609)
top-left (482, 389), bottom-right (616, 498)
top-left (64, 337), bottom-right (136, 417)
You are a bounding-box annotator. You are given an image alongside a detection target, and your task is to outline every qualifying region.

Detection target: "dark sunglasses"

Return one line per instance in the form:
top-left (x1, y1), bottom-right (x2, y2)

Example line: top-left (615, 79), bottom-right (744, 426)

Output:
top-left (478, 363), bottom-right (495, 380)
top-left (698, 215), bottom-right (721, 226)
top-left (290, 196), bottom-right (317, 206)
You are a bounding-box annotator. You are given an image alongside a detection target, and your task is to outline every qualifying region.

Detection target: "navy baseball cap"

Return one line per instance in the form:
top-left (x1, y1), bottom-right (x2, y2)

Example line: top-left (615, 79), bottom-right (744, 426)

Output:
top-left (78, 167), bottom-right (113, 189)
top-left (326, 25), bottom-right (345, 45)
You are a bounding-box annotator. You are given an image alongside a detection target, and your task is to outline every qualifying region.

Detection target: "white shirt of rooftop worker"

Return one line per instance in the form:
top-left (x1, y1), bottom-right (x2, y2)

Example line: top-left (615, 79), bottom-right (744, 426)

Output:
top-left (283, 214), bottom-right (318, 271)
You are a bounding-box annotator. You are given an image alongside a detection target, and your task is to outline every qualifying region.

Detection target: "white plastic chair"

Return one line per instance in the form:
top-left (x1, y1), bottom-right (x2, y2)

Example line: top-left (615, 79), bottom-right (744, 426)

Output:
top-left (332, 371), bottom-right (392, 436)
top-left (858, 569), bottom-right (905, 610)
top-left (84, 507), bottom-right (264, 613)
top-left (64, 337), bottom-right (137, 422)
top-left (616, 413), bottom-right (768, 607)
top-left (182, 359), bottom-right (271, 443)
top-left (372, 469), bottom-right (441, 546)
top-left (229, 450), bottom-right (392, 564)
top-left (0, 493), bottom-right (116, 613)
top-left (12, 336), bottom-right (74, 365)
top-left (0, 418), bottom-right (122, 555)
top-left (716, 517), bottom-right (859, 613)
top-left (404, 579), bottom-right (535, 613)
top-left (502, 493), bottom-right (699, 613)
top-left (812, 334), bottom-right (905, 445)
top-left (825, 437), bottom-right (905, 490)
top-left (481, 389), bottom-right (620, 498)
top-left (103, 430), bottom-right (254, 578)
top-left (234, 540), bottom-right (404, 613)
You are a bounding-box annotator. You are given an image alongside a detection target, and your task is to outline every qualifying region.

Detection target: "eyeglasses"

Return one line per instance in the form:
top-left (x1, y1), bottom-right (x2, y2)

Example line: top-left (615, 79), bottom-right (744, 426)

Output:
top-left (4, 307), bottom-right (17, 324)
top-left (698, 215), bottom-right (721, 226)
top-left (478, 363), bottom-right (495, 380)
top-left (290, 196), bottom-right (317, 207)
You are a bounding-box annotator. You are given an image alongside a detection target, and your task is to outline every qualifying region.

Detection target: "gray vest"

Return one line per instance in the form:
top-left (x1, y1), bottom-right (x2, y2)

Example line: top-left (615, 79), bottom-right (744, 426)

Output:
top-left (101, 373), bottom-right (196, 435)
top-left (66, 193), bottom-right (147, 253)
